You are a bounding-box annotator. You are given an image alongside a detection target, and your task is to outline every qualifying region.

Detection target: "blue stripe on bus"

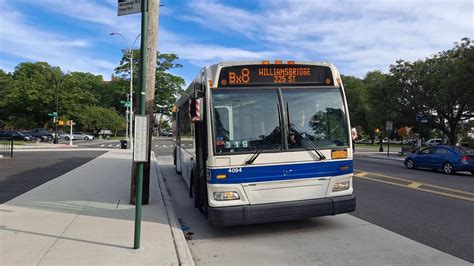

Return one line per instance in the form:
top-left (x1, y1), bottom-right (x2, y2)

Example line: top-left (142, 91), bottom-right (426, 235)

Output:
top-left (208, 160), bottom-right (353, 184)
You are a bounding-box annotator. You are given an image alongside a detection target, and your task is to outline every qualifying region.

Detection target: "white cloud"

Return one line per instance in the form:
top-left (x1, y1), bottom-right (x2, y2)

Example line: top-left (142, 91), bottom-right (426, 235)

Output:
top-left (0, 2), bottom-right (115, 78)
top-left (180, 0), bottom-right (474, 77)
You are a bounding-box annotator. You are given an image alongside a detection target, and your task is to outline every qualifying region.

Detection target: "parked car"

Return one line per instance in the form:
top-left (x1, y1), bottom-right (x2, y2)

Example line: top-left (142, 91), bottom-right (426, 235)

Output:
top-left (21, 131), bottom-right (37, 142)
top-left (355, 138), bottom-right (372, 144)
top-left (425, 138), bottom-right (442, 146)
top-left (69, 132), bottom-right (94, 141)
top-left (160, 131), bottom-right (173, 137)
top-left (0, 130), bottom-right (33, 141)
top-left (27, 131), bottom-right (50, 142)
top-left (32, 128), bottom-right (54, 141)
top-left (404, 145), bottom-right (474, 175)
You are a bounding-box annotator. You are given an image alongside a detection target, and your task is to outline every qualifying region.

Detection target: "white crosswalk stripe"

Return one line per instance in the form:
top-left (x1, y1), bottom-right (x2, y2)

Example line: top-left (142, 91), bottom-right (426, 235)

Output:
top-left (116, 144), bottom-right (120, 147)
top-left (100, 144), bottom-right (105, 147)
top-left (108, 144), bottom-right (112, 147)
top-left (155, 145), bottom-right (158, 147)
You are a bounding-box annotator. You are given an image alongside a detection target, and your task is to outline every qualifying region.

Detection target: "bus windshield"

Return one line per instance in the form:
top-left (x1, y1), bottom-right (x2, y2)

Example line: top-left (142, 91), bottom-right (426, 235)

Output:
top-left (212, 90), bottom-right (281, 154)
top-left (283, 88), bottom-right (349, 149)
top-left (212, 88), bottom-right (349, 154)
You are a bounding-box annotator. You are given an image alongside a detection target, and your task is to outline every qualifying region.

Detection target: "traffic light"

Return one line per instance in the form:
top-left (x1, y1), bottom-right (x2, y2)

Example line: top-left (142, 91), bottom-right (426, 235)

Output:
top-left (375, 128), bottom-right (380, 133)
top-left (58, 120), bottom-right (64, 126)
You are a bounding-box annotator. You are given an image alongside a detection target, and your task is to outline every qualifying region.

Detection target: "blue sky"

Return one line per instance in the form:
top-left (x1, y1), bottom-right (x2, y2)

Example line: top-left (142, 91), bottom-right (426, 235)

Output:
top-left (0, 0), bottom-right (472, 86)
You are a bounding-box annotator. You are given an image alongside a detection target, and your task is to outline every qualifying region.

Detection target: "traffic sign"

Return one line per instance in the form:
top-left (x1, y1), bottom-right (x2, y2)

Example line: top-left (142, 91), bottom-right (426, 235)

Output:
top-left (124, 102), bottom-right (131, 107)
top-left (386, 121), bottom-right (393, 131)
top-left (48, 112), bottom-right (58, 117)
top-left (118, 0), bottom-right (141, 16)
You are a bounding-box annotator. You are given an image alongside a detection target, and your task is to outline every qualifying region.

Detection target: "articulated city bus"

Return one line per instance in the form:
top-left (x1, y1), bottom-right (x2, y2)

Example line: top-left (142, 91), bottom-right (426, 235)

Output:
top-left (172, 61), bottom-right (355, 226)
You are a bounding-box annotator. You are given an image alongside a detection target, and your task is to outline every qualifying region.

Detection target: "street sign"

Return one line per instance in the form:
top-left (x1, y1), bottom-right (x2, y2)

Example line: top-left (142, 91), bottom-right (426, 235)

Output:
top-left (124, 102), bottom-right (131, 107)
top-left (48, 112), bottom-right (58, 117)
top-left (118, 0), bottom-right (141, 16)
top-left (133, 115), bottom-right (149, 162)
top-left (386, 121), bottom-right (393, 131)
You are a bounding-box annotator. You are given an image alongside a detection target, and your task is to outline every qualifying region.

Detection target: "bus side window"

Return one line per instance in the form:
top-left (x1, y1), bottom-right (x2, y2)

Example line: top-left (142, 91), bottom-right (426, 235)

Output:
top-left (178, 100), bottom-right (194, 150)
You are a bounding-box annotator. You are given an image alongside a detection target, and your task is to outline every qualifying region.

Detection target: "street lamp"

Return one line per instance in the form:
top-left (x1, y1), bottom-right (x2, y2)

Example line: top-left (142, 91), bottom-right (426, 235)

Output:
top-left (110, 32), bottom-right (141, 150)
top-left (42, 65), bottom-right (66, 144)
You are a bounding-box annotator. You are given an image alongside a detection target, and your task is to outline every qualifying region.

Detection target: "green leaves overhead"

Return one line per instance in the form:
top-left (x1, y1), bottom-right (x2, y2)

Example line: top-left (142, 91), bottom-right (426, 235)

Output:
top-left (344, 38), bottom-right (473, 144)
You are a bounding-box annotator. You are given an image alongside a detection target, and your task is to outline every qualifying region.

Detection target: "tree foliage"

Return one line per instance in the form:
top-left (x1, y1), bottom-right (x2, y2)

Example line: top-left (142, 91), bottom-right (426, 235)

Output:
top-left (391, 38), bottom-right (474, 144)
top-left (76, 106), bottom-right (124, 133)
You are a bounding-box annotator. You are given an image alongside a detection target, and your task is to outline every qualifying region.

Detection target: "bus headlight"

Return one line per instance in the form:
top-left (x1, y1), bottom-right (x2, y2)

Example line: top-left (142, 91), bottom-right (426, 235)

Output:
top-left (332, 181), bottom-right (350, 192)
top-left (214, 191), bottom-right (240, 201)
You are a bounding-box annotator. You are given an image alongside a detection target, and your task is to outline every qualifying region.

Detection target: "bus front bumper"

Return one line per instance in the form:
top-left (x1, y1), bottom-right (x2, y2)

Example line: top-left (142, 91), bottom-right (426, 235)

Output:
top-left (208, 194), bottom-right (355, 226)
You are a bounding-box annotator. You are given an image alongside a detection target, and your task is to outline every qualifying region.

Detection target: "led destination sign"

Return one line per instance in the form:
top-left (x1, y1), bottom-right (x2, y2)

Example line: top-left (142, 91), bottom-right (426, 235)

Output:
top-left (218, 64), bottom-right (334, 87)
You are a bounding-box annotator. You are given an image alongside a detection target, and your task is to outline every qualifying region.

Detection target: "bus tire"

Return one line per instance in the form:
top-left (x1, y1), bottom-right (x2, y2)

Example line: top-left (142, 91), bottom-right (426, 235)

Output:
top-left (189, 174), bottom-right (194, 198)
top-left (173, 147), bottom-right (177, 166)
top-left (192, 171), bottom-right (201, 209)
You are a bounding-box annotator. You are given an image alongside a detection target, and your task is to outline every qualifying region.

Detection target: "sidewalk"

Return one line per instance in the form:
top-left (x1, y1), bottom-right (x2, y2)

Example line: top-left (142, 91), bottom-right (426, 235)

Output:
top-left (0, 149), bottom-right (193, 265)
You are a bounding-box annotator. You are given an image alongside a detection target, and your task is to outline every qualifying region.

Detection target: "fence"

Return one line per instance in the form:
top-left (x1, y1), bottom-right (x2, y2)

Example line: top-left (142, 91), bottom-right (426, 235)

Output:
top-left (0, 137), bottom-right (13, 158)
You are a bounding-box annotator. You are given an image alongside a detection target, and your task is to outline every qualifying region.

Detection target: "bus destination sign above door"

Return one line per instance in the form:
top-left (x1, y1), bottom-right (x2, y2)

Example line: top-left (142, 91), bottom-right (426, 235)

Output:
top-left (218, 64), bottom-right (333, 87)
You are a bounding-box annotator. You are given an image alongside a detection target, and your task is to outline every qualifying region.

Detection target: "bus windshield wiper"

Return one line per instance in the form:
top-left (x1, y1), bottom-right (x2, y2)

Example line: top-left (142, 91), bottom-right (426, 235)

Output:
top-left (244, 126), bottom-right (281, 165)
top-left (286, 103), bottom-right (326, 160)
top-left (289, 124), bottom-right (326, 160)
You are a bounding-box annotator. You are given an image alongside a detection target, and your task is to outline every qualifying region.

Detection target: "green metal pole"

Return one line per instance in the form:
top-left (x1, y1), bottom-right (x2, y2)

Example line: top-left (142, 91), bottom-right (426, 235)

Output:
top-left (134, 0), bottom-right (148, 250)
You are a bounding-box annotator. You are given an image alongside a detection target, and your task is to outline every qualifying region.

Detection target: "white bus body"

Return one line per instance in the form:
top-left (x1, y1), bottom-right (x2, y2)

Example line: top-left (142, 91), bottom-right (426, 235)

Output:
top-left (173, 61), bottom-right (355, 226)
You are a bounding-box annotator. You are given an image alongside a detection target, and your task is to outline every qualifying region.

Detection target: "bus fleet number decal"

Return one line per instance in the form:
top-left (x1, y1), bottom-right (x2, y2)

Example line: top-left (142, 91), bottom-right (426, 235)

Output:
top-left (228, 167), bottom-right (242, 173)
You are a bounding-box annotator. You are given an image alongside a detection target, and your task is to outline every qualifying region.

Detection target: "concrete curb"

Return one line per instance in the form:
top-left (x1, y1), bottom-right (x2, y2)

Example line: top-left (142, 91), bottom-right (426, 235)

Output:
top-left (152, 152), bottom-right (195, 266)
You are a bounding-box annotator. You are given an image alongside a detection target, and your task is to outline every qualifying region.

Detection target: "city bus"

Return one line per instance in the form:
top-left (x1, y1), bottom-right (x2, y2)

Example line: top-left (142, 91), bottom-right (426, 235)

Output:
top-left (172, 61), bottom-right (355, 226)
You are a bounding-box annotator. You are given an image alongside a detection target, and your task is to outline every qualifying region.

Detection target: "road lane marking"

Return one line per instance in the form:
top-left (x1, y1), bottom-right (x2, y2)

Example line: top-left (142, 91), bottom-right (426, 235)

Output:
top-left (108, 144), bottom-right (112, 147)
top-left (116, 144), bottom-right (120, 147)
top-left (354, 171), bottom-right (474, 202)
top-left (100, 144), bottom-right (105, 147)
top-left (155, 145), bottom-right (158, 147)
top-left (407, 182), bottom-right (423, 189)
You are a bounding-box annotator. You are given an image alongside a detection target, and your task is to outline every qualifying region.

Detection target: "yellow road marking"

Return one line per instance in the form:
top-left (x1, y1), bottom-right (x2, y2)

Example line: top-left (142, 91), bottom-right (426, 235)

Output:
top-left (354, 171), bottom-right (474, 202)
top-left (407, 182), bottom-right (423, 188)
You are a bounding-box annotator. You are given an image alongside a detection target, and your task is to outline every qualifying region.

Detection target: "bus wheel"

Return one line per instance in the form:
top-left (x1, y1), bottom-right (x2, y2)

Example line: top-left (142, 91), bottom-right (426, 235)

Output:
top-left (173, 148), bottom-right (177, 165)
top-left (192, 172), bottom-right (201, 209)
top-left (189, 175), bottom-right (194, 198)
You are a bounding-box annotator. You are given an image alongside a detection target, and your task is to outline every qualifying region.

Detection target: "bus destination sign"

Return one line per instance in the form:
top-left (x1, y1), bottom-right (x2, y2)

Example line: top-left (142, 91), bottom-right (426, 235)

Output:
top-left (218, 64), bottom-right (333, 87)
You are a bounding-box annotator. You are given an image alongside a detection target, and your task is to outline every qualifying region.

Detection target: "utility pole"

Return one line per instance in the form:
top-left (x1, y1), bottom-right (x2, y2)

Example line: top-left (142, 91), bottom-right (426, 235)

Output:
top-left (130, 0), bottom-right (159, 206)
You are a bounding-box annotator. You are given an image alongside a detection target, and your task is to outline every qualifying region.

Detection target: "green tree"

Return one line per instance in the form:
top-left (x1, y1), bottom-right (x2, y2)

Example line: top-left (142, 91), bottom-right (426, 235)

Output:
top-left (342, 75), bottom-right (369, 137)
top-left (115, 51), bottom-right (185, 117)
top-left (391, 38), bottom-right (474, 144)
top-left (76, 106), bottom-right (124, 133)
top-left (3, 62), bottom-right (57, 128)
top-left (59, 71), bottom-right (102, 118)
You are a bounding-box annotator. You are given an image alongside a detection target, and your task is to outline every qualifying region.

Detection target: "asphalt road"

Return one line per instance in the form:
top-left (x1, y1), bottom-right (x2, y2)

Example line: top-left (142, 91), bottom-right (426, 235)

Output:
top-left (352, 156), bottom-right (474, 262)
top-left (151, 139), bottom-right (472, 264)
top-left (0, 150), bottom-right (106, 203)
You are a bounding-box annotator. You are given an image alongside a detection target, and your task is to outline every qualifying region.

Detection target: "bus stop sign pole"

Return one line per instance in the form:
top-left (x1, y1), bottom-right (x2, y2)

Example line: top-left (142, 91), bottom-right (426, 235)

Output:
top-left (134, 0), bottom-right (148, 250)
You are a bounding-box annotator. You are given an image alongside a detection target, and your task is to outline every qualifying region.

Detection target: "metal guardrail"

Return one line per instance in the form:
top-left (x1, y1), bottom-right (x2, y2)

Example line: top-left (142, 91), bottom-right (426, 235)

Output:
top-left (0, 137), bottom-right (13, 158)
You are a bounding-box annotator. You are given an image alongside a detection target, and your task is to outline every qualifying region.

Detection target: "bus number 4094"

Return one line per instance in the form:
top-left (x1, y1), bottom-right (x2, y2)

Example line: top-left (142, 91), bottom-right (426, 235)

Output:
top-left (228, 167), bottom-right (243, 173)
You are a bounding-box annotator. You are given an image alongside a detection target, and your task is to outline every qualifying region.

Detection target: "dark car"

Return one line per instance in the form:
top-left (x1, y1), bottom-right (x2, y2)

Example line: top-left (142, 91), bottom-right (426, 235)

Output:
top-left (0, 130), bottom-right (32, 141)
top-left (404, 145), bottom-right (474, 175)
top-left (27, 131), bottom-right (51, 142)
top-left (32, 128), bottom-right (54, 141)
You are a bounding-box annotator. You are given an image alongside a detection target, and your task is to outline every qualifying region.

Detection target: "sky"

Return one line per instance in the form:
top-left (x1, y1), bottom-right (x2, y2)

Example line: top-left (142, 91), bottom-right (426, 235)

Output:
top-left (0, 0), bottom-right (472, 86)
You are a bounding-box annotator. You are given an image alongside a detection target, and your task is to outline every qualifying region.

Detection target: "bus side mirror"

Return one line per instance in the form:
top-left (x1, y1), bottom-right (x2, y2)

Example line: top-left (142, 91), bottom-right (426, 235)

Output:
top-left (189, 98), bottom-right (203, 123)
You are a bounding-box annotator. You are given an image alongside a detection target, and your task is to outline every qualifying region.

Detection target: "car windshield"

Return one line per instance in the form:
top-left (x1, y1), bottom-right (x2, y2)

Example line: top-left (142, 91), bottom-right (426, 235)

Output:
top-left (212, 89), bottom-right (281, 154)
top-left (282, 88), bottom-right (349, 149)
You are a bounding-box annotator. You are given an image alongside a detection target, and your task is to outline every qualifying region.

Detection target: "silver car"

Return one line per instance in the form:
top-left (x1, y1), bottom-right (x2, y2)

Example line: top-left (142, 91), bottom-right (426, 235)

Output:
top-left (63, 132), bottom-right (94, 141)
